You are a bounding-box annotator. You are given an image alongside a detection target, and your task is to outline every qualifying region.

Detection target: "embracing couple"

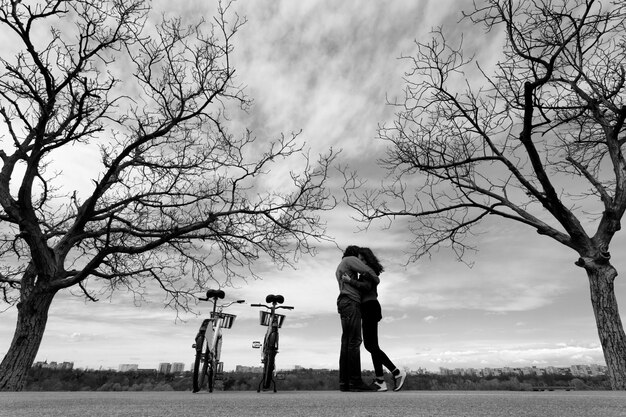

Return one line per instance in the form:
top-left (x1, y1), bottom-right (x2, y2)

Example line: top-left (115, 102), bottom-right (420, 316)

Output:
top-left (335, 245), bottom-right (407, 392)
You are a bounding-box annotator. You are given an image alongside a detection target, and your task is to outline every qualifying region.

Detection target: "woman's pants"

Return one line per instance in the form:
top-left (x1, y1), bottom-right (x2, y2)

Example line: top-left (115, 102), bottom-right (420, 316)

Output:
top-left (361, 300), bottom-right (396, 376)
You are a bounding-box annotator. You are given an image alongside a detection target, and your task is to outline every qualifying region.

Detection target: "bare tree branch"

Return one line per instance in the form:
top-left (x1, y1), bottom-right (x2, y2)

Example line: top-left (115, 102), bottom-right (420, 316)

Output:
top-left (0, 0), bottom-right (336, 390)
top-left (344, 0), bottom-right (626, 389)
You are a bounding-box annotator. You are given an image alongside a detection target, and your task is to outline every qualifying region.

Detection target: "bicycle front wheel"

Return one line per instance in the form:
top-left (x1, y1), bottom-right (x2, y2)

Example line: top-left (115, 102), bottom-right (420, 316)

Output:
top-left (262, 331), bottom-right (278, 391)
top-left (192, 334), bottom-right (208, 392)
top-left (192, 323), bottom-right (214, 393)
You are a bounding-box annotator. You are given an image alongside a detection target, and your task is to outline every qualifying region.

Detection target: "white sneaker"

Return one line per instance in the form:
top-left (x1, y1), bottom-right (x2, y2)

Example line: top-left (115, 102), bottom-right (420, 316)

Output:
top-left (393, 370), bottom-right (407, 391)
top-left (370, 379), bottom-right (388, 392)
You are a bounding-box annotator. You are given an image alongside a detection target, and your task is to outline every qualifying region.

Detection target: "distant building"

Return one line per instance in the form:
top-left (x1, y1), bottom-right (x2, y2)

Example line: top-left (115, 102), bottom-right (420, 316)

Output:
top-left (439, 367), bottom-right (453, 376)
top-left (171, 362), bottom-right (185, 373)
top-left (545, 366), bottom-right (558, 375)
top-left (571, 364), bottom-right (590, 377)
top-left (571, 364), bottom-right (606, 377)
top-left (119, 364), bottom-right (139, 372)
top-left (33, 360), bottom-right (74, 370)
top-left (411, 367), bottom-right (428, 375)
top-left (588, 364), bottom-right (607, 376)
top-left (236, 365), bottom-right (263, 373)
top-left (502, 367), bottom-right (514, 375)
top-left (438, 364), bottom-right (601, 378)
top-left (158, 363), bottom-right (172, 374)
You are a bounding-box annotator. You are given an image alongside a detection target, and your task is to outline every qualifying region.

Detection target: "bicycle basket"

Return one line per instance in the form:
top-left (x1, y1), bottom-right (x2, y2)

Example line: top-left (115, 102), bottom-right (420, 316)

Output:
top-left (259, 310), bottom-right (285, 328)
top-left (211, 312), bottom-right (237, 329)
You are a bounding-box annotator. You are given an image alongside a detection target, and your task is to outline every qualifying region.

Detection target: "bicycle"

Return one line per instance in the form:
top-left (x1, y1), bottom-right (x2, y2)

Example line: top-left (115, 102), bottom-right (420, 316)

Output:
top-left (192, 289), bottom-right (245, 393)
top-left (251, 294), bottom-right (294, 392)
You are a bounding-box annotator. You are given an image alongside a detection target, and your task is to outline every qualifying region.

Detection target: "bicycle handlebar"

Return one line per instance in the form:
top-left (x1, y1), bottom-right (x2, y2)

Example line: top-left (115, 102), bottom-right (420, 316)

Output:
top-left (250, 303), bottom-right (294, 310)
top-left (198, 297), bottom-right (246, 308)
top-left (220, 299), bottom-right (245, 308)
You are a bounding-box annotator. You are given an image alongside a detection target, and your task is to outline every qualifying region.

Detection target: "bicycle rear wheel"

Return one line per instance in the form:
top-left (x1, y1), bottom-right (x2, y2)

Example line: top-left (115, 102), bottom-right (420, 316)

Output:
top-left (262, 331), bottom-right (278, 391)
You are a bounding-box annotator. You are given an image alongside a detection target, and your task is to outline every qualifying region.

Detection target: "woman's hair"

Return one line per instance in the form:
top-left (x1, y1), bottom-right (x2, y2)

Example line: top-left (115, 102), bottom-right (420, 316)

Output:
top-left (359, 247), bottom-right (384, 275)
top-left (343, 245), bottom-right (360, 258)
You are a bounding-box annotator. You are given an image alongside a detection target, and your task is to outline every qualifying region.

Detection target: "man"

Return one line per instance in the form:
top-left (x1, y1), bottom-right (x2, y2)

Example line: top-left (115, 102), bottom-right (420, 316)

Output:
top-left (335, 245), bottom-right (379, 392)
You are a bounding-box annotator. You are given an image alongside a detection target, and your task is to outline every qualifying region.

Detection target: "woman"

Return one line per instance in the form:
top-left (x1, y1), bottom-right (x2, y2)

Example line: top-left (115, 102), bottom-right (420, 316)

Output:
top-left (342, 247), bottom-right (407, 392)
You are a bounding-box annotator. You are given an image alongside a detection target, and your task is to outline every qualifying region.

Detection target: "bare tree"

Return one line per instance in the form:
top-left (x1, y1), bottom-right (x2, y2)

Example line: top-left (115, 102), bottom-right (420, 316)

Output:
top-left (344, 0), bottom-right (626, 389)
top-left (0, 0), bottom-right (335, 391)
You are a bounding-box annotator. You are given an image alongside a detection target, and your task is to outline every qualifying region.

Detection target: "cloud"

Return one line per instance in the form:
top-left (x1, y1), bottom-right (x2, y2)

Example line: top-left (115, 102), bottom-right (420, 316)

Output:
top-left (375, 218), bottom-right (581, 314)
top-left (283, 322), bottom-right (309, 329)
top-left (69, 333), bottom-right (97, 343)
top-left (381, 313), bottom-right (408, 324)
top-left (227, 0), bottom-right (471, 165)
top-left (413, 342), bottom-right (605, 371)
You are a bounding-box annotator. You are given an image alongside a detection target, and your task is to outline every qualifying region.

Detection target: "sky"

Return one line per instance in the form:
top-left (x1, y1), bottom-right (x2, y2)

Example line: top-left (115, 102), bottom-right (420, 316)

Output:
top-left (1, 0), bottom-right (625, 374)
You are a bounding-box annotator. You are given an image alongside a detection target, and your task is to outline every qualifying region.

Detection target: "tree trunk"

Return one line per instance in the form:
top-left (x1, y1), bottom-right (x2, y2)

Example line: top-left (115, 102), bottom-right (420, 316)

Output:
top-left (586, 262), bottom-right (626, 390)
top-left (0, 291), bottom-right (56, 391)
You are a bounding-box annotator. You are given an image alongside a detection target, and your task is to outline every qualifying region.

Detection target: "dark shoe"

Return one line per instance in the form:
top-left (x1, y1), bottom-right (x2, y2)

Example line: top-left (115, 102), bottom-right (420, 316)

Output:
top-left (349, 380), bottom-right (375, 392)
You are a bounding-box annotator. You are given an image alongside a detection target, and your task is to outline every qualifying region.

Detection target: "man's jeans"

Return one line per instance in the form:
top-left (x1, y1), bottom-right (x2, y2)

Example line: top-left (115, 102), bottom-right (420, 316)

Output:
top-left (338, 296), bottom-right (362, 387)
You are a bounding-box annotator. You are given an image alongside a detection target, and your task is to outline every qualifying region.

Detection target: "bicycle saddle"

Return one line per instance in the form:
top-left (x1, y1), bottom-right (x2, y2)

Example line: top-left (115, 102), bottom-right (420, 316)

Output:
top-left (266, 294), bottom-right (284, 304)
top-left (206, 289), bottom-right (225, 299)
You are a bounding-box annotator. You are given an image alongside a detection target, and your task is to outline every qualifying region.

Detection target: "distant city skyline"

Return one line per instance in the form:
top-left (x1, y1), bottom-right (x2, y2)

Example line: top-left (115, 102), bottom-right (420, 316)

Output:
top-left (34, 359), bottom-right (606, 380)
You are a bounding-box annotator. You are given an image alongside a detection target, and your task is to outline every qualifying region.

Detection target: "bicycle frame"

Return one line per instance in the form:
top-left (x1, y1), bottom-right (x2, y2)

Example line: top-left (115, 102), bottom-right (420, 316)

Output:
top-left (262, 304), bottom-right (279, 348)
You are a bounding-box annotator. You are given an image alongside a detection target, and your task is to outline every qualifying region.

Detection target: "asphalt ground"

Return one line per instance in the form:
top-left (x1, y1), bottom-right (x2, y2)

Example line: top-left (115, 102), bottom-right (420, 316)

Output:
top-left (2, 390), bottom-right (626, 417)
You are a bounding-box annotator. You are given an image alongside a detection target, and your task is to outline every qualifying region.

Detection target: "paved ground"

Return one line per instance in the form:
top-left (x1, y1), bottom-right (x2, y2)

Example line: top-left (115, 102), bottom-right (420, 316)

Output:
top-left (2, 390), bottom-right (626, 417)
